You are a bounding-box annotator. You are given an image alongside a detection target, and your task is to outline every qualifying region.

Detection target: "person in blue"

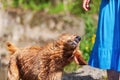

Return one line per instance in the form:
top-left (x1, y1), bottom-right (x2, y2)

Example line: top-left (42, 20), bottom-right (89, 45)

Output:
top-left (83, 0), bottom-right (120, 80)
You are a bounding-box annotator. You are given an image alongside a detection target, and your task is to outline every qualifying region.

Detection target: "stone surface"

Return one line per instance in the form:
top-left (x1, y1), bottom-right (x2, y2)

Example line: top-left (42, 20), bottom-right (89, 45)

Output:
top-left (62, 65), bottom-right (107, 80)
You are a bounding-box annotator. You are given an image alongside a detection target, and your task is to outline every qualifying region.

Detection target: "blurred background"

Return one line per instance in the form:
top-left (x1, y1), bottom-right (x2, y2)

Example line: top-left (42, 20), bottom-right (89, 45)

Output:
top-left (0, 0), bottom-right (101, 80)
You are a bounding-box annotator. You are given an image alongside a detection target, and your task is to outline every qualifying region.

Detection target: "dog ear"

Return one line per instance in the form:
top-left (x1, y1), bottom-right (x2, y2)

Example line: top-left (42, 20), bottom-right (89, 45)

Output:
top-left (73, 50), bottom-right (87, 65)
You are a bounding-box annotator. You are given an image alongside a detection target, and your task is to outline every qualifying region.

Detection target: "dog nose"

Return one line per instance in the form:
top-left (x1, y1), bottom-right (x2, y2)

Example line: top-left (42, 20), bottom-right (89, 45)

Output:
top-left (76, 36), bottom-right (81, 41)
top-left (74, 36), bottom-right (81, 43)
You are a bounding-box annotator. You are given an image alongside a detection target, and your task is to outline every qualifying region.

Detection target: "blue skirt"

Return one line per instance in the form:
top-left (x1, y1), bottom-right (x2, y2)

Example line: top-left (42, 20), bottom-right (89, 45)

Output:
top-left (89, 0), bottom-right (120, 72)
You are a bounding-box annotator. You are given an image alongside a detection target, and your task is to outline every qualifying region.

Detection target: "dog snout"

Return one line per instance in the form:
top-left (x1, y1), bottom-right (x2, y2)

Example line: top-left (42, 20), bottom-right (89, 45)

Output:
top-left (75, 36), bottom-right (81, 43)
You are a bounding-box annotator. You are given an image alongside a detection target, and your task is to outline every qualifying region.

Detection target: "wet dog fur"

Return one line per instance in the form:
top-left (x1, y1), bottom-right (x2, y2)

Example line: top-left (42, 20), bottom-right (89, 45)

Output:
top-left (7, 34), bottom-right (87, 80)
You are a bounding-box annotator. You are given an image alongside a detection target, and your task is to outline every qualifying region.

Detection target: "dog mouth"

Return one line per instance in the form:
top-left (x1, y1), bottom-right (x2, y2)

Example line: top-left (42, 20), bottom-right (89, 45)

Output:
top-left (73, 36), bottom-right (81, 45)
top-left (68, 36), bottom-right (81, 48)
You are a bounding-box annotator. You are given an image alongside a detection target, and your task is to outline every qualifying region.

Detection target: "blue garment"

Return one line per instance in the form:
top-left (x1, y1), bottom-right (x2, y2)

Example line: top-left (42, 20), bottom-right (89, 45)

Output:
top-left (89, 0), bottom-right (120, 72)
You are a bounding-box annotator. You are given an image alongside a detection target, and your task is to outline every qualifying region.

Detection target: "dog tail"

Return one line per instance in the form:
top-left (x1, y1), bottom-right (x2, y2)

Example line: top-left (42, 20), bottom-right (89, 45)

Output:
top-left (6, 42), bottom-right (18, 55)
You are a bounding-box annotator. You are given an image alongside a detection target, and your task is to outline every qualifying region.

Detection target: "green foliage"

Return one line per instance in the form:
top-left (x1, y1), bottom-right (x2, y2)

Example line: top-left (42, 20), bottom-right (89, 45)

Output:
top-left (9, 0), bottom-right (64, 13)
top-left (80, 15), bottom-right (97, 61)
top-left (64, 62), bottom-right (81, 72)
top-left (69, 1), bottom-right (85, 16)
top-left (49, 2), bottom-right (64, 14)
top-left (70, 0), bottom-right (101, 16)
top-left (11, 0), bottom-right (50, 10)
top-left (2, 0), bottom-right (101, 15)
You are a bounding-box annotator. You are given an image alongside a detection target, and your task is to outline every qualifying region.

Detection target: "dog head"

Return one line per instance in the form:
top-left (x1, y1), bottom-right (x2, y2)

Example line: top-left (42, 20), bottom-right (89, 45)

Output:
top-left (54, 34), bottom-right (84, 65)
top-left (56, 34), bottom-right (81, 50)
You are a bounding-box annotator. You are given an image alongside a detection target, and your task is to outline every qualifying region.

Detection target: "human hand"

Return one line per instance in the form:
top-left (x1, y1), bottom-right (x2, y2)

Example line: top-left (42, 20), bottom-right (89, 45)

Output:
top-left (82, 0), bottom-right (91, 11)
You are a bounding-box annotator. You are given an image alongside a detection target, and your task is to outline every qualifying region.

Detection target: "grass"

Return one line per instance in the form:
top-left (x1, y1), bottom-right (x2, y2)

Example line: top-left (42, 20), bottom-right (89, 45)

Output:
top-left (48, 2), bottom-right (64, 14)
top-left (64, 62), bottom-right (81, 73)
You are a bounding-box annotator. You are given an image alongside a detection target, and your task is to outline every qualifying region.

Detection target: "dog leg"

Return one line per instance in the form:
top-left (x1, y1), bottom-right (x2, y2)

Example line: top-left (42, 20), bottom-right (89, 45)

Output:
top-left (7, 56), bottom-right (19, 80)
top-left (49, 71), bottom-right (62, 80)
top-left (74, 50), bottom-right (87, 65)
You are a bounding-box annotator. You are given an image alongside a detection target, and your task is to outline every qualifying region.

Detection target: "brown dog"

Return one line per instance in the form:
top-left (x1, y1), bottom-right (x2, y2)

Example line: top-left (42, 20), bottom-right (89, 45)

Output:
top-left (7, 34), bottom-right (87, 80)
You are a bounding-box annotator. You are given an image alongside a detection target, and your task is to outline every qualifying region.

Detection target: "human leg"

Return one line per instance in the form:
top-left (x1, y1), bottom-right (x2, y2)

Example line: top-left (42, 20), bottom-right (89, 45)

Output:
top-left (107, 70), bottom-right (119, 80)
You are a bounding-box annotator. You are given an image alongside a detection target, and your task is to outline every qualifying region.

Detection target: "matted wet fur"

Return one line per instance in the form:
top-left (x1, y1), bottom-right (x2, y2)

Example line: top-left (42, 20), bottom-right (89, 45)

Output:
top-left (7, 34), bottom-right (87, 80)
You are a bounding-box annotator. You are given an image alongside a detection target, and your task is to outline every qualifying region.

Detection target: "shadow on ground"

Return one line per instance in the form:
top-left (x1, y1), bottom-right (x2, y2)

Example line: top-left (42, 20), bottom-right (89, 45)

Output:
top-left (62, 72), bottom-right (94, 80)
